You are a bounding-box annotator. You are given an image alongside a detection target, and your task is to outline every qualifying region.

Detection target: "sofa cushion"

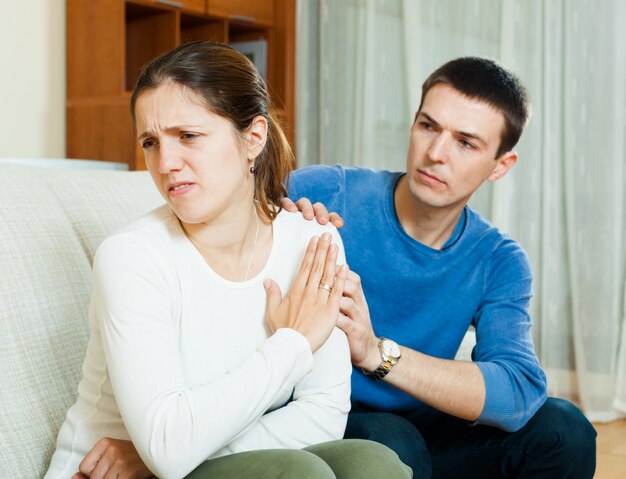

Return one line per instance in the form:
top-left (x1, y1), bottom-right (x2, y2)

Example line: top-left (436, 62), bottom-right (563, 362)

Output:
top-left (0, 163), bottom-right (162, 478)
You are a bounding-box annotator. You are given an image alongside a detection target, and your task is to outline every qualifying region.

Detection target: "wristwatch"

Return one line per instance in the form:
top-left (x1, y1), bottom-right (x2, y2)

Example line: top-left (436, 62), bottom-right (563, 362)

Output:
top-left (362, 337), bottom-right (402, 380)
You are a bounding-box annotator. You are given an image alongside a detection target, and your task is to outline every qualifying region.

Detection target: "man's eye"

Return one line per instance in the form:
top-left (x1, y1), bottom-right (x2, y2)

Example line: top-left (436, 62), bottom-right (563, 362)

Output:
top-left (460, 139), bottom-right (476, 150)
top-left (420, 122), bottom-right (433, 130)
top-left (181, 133), bottom-right (197, 141)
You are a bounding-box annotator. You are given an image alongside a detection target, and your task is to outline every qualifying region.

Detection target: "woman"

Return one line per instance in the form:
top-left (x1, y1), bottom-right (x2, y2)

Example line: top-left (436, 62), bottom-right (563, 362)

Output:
top-left (45, 42), bottom-right (411, 479)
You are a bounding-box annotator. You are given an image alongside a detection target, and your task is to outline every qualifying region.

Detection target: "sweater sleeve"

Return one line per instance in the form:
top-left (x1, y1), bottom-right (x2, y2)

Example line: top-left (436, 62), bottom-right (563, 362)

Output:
top-left (213, 225), bottom-right (352, 456)
top-left (92, 236), bottom-right (316, 479)
top-left (472, 239), bottom-right (547, 432)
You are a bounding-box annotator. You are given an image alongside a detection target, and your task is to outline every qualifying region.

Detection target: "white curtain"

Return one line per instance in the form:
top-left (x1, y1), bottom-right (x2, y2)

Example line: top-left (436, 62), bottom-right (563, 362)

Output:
top-left (296, 0), bottom-right (626, 422)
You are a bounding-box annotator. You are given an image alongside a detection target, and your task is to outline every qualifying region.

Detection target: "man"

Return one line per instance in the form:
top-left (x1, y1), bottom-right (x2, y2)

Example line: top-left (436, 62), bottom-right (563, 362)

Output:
top-left (284, 57), bottom-right (596, 478)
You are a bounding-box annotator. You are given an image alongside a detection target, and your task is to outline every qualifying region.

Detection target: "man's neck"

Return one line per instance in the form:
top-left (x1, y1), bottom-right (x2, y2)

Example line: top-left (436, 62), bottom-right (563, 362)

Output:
top-left (394, 176), bottom-right (465, 250)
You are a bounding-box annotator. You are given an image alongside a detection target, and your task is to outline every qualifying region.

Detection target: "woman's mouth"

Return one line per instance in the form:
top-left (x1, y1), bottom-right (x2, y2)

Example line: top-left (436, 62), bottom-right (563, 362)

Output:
top-left (168, 182), bottom-right (194, 196)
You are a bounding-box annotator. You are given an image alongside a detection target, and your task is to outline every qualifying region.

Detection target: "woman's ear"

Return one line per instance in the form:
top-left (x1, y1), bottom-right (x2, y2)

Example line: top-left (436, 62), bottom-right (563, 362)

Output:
top-left (246, 115), bottom-right (269, 159)
top-left (488, 150), bottom-right (518, 182)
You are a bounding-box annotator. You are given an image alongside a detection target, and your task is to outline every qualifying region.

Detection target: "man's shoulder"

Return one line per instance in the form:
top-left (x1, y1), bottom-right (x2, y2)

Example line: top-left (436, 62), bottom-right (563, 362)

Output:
top-left (288, 164), bottom-right (344, 200)
top-left (291, 164), bottom-right (401, 185)
top-left (291, 163), bottom-right (344, 182)
top-left (464, 206), bottom-right (531, 277)
top-left (465, 206), bottom-right (516, 245)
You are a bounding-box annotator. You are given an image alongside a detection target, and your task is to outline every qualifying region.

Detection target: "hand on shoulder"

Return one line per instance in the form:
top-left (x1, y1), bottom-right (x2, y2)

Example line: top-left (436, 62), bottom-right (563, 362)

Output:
top-left (281, 197), bottom-right (344, 228)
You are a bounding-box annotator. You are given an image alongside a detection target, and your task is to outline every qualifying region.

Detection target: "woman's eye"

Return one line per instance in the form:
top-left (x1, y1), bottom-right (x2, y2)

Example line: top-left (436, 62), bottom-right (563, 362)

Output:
top-left (181, 133), bottom-right (197, 141)
top-left (141, 139), bottom-right (155, 149)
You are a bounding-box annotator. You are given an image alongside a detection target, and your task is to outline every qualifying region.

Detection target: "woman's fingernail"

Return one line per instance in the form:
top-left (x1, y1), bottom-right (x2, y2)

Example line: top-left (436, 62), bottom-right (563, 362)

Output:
top-left (322, 232), bottom-right (331, 242)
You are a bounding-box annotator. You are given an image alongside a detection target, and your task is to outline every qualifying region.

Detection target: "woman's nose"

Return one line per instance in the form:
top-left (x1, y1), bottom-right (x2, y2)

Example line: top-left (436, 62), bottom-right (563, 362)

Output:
top-left (158, 142), bottom-right (184, 174)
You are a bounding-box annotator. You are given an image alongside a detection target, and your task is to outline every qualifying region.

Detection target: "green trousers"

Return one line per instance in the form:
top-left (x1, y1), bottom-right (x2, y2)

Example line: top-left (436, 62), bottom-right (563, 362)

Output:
top-left (185, 439), bottom-right (412, 478)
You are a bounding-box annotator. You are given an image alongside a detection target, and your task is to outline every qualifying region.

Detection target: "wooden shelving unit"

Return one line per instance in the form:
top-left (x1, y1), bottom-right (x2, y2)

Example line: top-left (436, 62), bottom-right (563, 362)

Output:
top-left (66, 0), bottom-right (295, 170)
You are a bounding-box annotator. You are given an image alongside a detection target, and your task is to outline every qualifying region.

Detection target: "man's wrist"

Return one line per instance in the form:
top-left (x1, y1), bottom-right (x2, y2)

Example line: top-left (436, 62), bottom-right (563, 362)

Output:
top-left (353, 336), bottom-right (381, 371)
top-left (361, 337), bottom-right (402, 380)
top-left (361, 336), bottom-right (382, 372)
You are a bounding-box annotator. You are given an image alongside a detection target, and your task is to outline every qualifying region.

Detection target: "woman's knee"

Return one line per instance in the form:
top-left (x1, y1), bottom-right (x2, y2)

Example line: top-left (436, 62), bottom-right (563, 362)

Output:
top-left (306, 439), bottom-right (412, 478)
top-left (186, 449), bottom-right (336, 479)
top-left (278, 449), bottom-right (337, 478)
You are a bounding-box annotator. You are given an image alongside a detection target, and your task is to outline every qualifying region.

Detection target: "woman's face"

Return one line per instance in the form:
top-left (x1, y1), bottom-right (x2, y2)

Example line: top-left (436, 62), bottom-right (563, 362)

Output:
top-left (134, 83), bottom-right (254, 226)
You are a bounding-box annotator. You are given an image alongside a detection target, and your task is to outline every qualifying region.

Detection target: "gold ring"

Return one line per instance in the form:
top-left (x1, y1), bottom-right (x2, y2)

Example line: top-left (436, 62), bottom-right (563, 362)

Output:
top-left (318, 283), bottom-right (332, 293)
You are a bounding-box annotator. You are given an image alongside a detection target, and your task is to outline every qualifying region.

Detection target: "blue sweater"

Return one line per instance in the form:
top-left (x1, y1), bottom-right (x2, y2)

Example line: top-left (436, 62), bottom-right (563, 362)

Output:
top-left (288, 165), bottom-right (547, 431)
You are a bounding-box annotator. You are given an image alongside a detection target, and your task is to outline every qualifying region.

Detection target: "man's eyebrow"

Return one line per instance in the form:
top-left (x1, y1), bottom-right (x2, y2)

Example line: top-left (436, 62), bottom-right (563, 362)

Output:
top-left (418, 111), bottom-right (487, 145)
top-left (417, 112), bottom-right (439, 126)
top-left (457, 129), bottom-right (487, 145)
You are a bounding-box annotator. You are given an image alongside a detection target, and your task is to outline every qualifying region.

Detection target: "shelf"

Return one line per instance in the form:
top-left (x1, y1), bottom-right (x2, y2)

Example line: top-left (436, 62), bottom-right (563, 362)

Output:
top-left (67, 0), bottom-right (294, 169)
top-left (125, 3), bottom-right (179, 92)
top-left (67, 97), bottom-right (135, 165)
top-left (208, 0), bottom-right (274, 27)
top-left (180, 13), bottom-right (227, 44)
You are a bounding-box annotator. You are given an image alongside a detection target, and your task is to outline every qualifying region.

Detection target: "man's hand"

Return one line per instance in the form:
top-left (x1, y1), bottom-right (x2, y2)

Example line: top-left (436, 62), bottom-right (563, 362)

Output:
top-left (72, 437), bottom-right (152, 479)
top-left (338, 271), bottom-right (486, 420)
top-left (336, 270), bottom-right (380, 372)
top-left (281, 197), bottom-right (344, 229)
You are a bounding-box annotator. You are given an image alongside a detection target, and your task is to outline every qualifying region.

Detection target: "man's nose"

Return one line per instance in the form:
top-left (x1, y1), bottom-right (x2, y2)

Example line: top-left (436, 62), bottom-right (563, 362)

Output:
top-left (427, 133), bottom-right (450, 164)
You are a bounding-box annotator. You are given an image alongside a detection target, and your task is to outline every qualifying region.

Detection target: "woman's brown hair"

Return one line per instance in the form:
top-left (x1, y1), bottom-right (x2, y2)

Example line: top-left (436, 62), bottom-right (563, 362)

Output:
top-left (130, 41), bottom-right (294, 220)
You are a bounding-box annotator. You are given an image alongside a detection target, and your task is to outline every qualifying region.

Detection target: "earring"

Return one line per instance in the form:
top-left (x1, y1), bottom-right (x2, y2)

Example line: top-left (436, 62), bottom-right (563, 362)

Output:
top-left (250, 164), bottom-right (256, 174)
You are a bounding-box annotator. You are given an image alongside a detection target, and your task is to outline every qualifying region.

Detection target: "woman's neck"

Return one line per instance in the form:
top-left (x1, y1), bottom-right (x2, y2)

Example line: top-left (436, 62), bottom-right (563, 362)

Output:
top-left (181, 204), bottom-right (272, 281)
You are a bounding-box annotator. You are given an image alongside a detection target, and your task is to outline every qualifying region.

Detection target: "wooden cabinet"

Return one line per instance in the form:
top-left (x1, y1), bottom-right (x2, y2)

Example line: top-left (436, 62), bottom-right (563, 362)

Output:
top-left (66, 0), bottom-right (295, 170)
top-left (208, 0), bottom-right (274, 25)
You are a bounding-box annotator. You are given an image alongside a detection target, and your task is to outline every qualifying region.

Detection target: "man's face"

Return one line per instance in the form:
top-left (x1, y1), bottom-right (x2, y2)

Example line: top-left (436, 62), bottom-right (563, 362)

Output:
top-left (405, 83), bottom-right (515, 213)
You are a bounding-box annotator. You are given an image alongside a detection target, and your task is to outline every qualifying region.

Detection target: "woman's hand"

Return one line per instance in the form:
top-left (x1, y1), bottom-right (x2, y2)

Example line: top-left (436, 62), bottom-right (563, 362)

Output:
top-left (264, 232), bottom-right (348, 352)
top-left (72, 437), bottom-right (152, 479)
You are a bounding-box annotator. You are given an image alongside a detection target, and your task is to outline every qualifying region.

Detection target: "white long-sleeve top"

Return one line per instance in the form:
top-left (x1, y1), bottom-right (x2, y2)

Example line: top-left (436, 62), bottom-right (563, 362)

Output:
top-left (45, 206), bottom-right (351, 479)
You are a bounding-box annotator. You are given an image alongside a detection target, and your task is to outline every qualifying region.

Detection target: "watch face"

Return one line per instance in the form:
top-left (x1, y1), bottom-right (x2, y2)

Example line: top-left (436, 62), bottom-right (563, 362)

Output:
top-left (382, 339), bottom-right (401, 358)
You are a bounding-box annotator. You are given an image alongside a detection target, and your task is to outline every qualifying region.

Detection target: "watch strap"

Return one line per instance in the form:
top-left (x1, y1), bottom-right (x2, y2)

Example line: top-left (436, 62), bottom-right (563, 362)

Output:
top-left (362, 337), bottom-right (399, 381)
top-left (362, 361), bottom-right (393, 380)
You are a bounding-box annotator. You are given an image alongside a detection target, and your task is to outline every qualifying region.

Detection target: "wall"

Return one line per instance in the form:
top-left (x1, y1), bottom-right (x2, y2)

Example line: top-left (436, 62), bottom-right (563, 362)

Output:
top-left (0, 1), bottom-right (65, 158)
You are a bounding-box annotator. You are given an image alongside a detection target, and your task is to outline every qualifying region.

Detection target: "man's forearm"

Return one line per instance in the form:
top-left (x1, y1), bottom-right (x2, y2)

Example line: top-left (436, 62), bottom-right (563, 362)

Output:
top-left (338, 273), bottom-right (486, 421)
top-left (381, 347), bottom-right (486, 421)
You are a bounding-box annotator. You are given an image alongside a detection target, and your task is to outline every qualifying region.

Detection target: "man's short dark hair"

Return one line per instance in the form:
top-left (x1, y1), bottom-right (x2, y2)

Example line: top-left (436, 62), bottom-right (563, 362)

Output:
top-left (418, 57), bottom-right (531, 158)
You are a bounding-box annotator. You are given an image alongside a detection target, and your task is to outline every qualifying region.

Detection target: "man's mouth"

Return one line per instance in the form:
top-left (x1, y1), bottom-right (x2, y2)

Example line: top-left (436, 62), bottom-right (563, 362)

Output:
top-left (418, 169), bottom-right (446, 185)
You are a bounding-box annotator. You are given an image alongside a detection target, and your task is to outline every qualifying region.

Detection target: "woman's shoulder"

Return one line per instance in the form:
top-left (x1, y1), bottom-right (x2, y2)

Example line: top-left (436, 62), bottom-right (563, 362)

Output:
top-left (275, 208), bottom-right (341, 239)
top-left (96, 204), bottom-right (177, 260)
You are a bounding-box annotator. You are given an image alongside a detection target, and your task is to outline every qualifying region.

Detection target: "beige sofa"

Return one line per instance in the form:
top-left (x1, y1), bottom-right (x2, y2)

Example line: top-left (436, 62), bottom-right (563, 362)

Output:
top-left (0, 161), bottom-right (162, 478)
